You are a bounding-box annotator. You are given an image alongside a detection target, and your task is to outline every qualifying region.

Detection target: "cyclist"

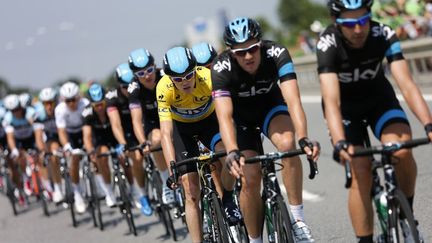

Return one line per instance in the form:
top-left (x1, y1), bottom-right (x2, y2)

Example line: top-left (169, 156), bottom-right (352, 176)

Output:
top-left (0, 106), bottom-right (7, 191)
top-left (19, 93), bottom-right (33, 108)
top-left (2, 94), bottom-right (37, 202)
top-left (34, 87), bottom-right (63, 203)
top-left (211, 17), bottom-right (320, 243)
top-left (191, 42), bottom-right (218, 68)
top-left (82, 83), bottom-right (117, 207)
top-left (317, 1), bottom-right (432, 242)
top-left (55, 81), bottom-right (89, 214)
top-left (106, 64), bottom-right (143, 206)
top-left (127, 48), bottom-right (172, 214)
top-left (159, 46), bottom-right (234, 242)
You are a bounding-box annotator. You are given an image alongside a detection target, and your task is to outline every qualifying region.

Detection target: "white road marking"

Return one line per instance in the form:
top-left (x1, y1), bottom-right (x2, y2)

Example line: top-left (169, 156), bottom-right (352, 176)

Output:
top-left (280, 184), bottom-right (324, 202)
top-left (301, 94), bottom-right (432, 103)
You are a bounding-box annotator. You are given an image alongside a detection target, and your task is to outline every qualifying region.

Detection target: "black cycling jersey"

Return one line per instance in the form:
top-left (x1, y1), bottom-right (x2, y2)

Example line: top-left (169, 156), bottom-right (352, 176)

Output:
top-left (316, 21), bottom-right (404, 101)
top-left (127, 69), bottom-right (162, 122)
top-left (211, 40), bottom-right (297, 125)
top-left (34, 110), bottom-right (58, 141)
top-left (82, 105), bottom-right (116, 147)
top-left (106, 87), bottom-right (133, 132)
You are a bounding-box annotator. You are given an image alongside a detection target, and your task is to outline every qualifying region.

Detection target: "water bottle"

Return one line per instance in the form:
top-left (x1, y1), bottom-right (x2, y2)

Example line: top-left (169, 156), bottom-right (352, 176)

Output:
top-left (374, 191), bottom-right (388, 232)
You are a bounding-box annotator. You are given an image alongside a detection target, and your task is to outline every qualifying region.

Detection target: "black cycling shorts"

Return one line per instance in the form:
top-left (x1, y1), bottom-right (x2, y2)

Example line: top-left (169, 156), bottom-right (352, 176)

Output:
top-left (93, 132), bottom-right (117, 148)
top-left (173, 112), bottom-right (222, 175)
top-left (16, 135), bottom-right (35, 150)
top-left (68, 131), bottom-right (83, 149)
top-left (144, 118), bottom-right (160, 138)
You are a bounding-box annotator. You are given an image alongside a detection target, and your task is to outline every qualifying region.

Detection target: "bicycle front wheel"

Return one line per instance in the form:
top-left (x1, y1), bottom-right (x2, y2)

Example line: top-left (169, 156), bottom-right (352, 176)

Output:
top-left (118, 176), bottom-right (137, 236)
top-left (386, 189), bottom-right (420, 243)
top-left (271, 195), bottom-right (294, 243)
top-left (209, 193), bottom-right (231, 243)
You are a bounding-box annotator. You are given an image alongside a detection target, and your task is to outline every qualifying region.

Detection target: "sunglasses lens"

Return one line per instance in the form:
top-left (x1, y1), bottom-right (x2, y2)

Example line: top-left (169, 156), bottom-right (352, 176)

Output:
top-left (233, 43), bottom-right (260, 57)
top-left (146, 67), bottom-right (154, 73)
top-left (171, 77), bottom-right (183, 82)
top-left (136, 71), bottom-right (145, 77)
top-left (184, 72), bottom-right (194, 80)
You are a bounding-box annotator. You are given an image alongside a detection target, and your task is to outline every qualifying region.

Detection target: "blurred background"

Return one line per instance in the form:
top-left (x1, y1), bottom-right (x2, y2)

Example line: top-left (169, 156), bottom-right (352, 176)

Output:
top-left (0, 0), bottom-right (431, 97)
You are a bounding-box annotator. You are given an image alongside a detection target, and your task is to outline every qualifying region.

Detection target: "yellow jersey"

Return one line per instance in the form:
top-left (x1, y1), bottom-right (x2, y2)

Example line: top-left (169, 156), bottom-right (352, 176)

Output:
top-left (156, 67), bottom-right (214, 123)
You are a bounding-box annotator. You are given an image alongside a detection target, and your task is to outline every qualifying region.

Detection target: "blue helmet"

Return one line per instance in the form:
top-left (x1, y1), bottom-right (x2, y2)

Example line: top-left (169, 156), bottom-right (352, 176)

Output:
top-left (223, 17), bottom-right (262, 47)
top-left (163, 47), bottom-right (196, 76)
top-left (87, 83), bottom-right (105, 103)
top-left (328, 0), bottom-right (373, 16)
top-left (191, 42), bottom-right (217, 67)
top-left (115, 63), bottom-right (134, 85)
top-left (128, 48), bottom-right (155, 72)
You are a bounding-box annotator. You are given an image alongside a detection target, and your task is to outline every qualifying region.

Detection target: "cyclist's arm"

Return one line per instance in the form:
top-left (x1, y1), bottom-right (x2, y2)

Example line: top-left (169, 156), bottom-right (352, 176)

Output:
top-left (279, 79), bottom-right (308, 139)
top-left (130, 106), bottom-right (146, 144)
top-left (5, 130), bottom-right (17, 151)
top-left (34, 127), bottom-right (45, 152)
top-left (214, 96), bottom-right (238, 152)
top-left (107, 108), bottom-right (127, 145)
top-left (319, 72), bottom-right (346, 144)
top-left (82, 125), bottom-right (94, 154)
top-left (57, 127), bottom-right (69, 147)
top-left (390, 59), bottom-right (432, 126)
top-left (160, 120), bottom-right (175, 170)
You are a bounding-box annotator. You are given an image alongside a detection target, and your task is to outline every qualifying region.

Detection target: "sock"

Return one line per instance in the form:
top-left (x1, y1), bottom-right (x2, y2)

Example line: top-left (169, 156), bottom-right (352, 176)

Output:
top-left (54, 183), bottom-right (62, 193)
top-left (356, 234), bottom-right (373, 243)
top-left (72, 183), bottom-right (80, 194)
top-left (290, 204), bottom-right (305, 222)
top-left (249, 236), bottom-right (263, 243)
top-left (159, 169), bottom-right (169, 186)
top-left (95, 174), bottom-right (109, 196)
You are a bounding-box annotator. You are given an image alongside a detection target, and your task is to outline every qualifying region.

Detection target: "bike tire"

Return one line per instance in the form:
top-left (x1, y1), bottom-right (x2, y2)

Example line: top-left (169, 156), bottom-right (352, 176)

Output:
top-left (210, 193), bottom-right (231, 243)
top-left (88, 174), bottom-right (103, 229)
top-left (118, 176), bottom-right (137, 236)
top-left (5, 175), bottom-right (18, 216)
top-left (35, 174), bottom-right (50, 217)
top-left (386, 189), bottom-right (420, 243)
top-left (272, 195), bottom-right (295, 243)
top-left (64, 174), bottom-right (77, 227)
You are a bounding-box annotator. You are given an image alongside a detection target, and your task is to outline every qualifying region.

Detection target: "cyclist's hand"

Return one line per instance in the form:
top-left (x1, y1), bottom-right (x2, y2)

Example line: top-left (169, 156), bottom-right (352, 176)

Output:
top-left (63, 143), bottom-right (73, 156)
top-left (225, 150), bottom-right (244, 179)
top-left (10, 148), bottom-right (19, 159)
top-left (333, 140), bottom-right (352, 165)
top-left (424, 123), bottom-right (432, 142)
top-left (115, 144), bottom-right (126, 159)
top-left (166, 174), bottom-right (179, 190)
top-left (141, 141), bottom-right (151, 154)
top-left (298, 137), bottom-right (320, 162)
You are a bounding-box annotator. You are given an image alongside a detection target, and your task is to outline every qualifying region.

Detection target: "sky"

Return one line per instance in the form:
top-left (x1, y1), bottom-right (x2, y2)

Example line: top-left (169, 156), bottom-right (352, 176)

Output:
top-left (0, 0), bottom-right (325, 90)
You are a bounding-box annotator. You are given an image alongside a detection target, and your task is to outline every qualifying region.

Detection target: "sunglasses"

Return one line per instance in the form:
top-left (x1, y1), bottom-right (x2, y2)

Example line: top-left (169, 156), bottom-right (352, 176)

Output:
top-left (231, 41), bottom-right (261, 57)
top-left (336, 12), bottom-right (371, 28)
top-left (92, 101), bottom-right (106, 108)
top-left (135, 66), bottom-right (155, 78)
top-left (42, 100), bottom-right (55, 106)
top-left (65, 98), bottom-right (77, 103)
top-left (170, 70), bottom-right (195, 83)
top-left (120, 84), bottom-right (129, 89)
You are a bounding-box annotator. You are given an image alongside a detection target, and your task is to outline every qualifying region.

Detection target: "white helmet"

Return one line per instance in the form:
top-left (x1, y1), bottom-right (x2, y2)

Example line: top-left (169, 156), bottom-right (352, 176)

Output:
top-left (19, 93), bottom-right (32, 107)
top-left (39, 87), bottom-right (57, 102)
top-left (60, 82), bottom-right (80, 99)
top-left (3, 94), bottom-right (21, 111)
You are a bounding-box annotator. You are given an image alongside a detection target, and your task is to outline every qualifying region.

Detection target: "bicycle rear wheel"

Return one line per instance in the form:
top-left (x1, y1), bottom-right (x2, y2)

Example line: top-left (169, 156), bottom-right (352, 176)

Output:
top-left (271, 195), bottom-right (294, 243)
top-left (386, 189), bottom-right (420, 243)
top-left (5, 174), bottom-right (18, 216)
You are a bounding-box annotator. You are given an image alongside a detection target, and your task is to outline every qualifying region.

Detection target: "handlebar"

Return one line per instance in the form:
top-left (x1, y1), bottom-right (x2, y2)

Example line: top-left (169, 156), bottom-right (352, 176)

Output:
top-left (352, 137), bottom-right (430, 157)
top-left (245, 149), bottom-right (319, 179)
top-left (170, 150), bottom-right (226, 178)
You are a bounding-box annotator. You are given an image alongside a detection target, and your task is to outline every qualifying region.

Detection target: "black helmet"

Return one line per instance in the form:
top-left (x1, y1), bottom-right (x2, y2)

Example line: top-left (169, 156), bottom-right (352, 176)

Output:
top-left (128, 48), bottom-right (155, 72)
top-left (191, 42), bottom-right (217, 67)
top-left (328, 0), bottom-right (373, 16)
top-left (223, 17), bottom-right (262, 47)
top-left (163, 47), bottom-right (196, 77)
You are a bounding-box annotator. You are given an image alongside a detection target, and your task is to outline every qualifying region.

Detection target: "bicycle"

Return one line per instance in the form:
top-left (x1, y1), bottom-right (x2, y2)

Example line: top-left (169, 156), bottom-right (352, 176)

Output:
top-left (26, 149), bottom-right (50, 217)
top-left (346, 137), bottom-right (429, 243)
top-left (98, 147), bottom-right (137, 236)
top-left (1, 149), bottom-right (21, 216)
top-left (245, 149), bottom-right (318, 243)
top-left (171, 149), bottom-right (241, 243)
top-left (142, 145), bottom-right (177, 241)
top-left (47, 150), bottom-right (77, 227)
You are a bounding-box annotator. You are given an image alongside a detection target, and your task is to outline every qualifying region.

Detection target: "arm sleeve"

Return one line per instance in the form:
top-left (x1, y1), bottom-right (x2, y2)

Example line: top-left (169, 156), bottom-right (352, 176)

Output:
top-left (271, 42), bottom-right (297, 82)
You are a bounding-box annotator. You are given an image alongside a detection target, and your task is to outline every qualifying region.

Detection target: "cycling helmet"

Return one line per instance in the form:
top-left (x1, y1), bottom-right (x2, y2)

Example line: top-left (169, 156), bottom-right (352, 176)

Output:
top-left (223, 17), bottom-right (262, 47)
top-left (19, 93), bottom-right (32, 107)
top-left (115, 63), bottom-right (134, 85)
top-left (87, 83), bottom-right (105, 103)
top-left (128, 48), bottom-right (155, 72)
top-left (163, 47), bottom-right (196, 77)
top-left (328, 0), bottom-right (373, 16)
top-left (60, 81), bottom-right (80, 99)
top-left (3, 94), bottom-right (21, 111)
top-left (39, 87), bottom-right (57, 102)
top-left (191, 42), bottom-right (217, 67)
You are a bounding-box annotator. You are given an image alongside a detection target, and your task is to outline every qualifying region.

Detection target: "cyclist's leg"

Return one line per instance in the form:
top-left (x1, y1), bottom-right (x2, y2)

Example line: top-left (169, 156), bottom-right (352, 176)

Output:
top-left (129, 149), bottom-right (152, 214)
top-left (182, 172), bottom-right (202, 242)
top-left (68, 131), bottom-right (86, 212)
top-left (95, 145), bottom-right (116, 206)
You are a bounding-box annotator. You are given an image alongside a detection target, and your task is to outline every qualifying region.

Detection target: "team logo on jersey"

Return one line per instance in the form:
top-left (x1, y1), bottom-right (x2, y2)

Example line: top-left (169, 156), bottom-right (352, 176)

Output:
top-left (175, 94), bottom-right (181, 100)
top-left (158, 94), bottom-right (164, 100)
top-left (105, 89), bottom-right (118, 100)
top-left (317, 33), bottom-right (336, 52)
top-left (82, 107), bottom-right (93, 117)
top-left (193, 96), bottom-right (210, 103)
top-left (338, 63), bottom-right (381, 83)
top-left (213, 59), bottom-right (231, 72)
top-left (238, 82), bottom-right (274, 97)
top-left (266, 46), bottom-right (286, 58)
top-left (127, 82), bottom-right (139, 94)
top-left (371, 24), bottom-right (395, 40)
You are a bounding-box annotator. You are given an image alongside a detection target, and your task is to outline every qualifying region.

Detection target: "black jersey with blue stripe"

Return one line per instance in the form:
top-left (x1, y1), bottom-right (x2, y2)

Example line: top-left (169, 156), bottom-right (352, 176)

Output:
top-left (316, 21), bottom-right (404, 101)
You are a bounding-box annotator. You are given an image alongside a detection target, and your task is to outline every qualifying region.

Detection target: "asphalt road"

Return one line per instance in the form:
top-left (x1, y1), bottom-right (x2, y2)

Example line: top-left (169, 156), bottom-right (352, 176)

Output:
top-left (1, 100), bottom-right (431, 243)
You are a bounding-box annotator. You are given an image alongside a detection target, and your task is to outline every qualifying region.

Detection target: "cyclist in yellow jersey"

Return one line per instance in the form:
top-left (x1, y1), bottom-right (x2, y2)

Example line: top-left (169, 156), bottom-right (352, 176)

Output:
top-left (158, 46), bottom-right (240, 242)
